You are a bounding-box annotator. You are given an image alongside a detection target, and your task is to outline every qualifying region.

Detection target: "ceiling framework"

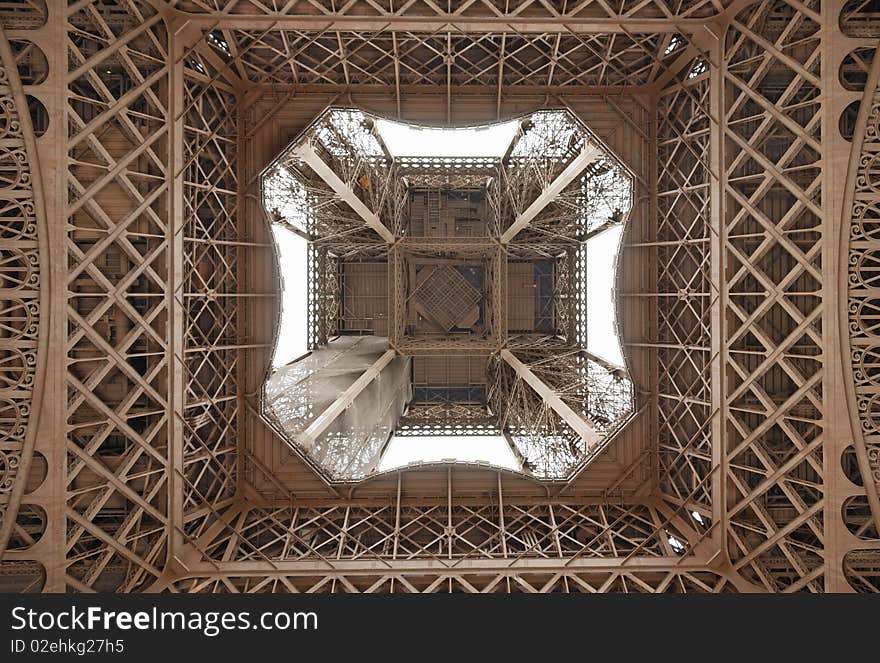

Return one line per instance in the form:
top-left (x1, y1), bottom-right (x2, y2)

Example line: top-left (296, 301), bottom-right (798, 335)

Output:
top-left (0, 0), bottom-right (877, 594)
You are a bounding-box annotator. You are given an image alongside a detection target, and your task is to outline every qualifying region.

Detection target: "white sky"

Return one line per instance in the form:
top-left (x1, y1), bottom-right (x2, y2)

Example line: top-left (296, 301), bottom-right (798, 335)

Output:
top-left (375, 118), bottom-right (519, 157)
top-left (272, 225), bottom-right (308, 368)
top-left (586, 224), bottom-right (625, 366)
top-left (379, 435), bottom-right (519, 471)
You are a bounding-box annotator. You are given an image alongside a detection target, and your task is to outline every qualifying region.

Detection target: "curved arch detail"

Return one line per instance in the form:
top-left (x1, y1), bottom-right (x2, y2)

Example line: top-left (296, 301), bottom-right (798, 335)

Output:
top-left (842, 37), bottom-right (880, 537)
top-left (0, 24), bottom-right (48, 556)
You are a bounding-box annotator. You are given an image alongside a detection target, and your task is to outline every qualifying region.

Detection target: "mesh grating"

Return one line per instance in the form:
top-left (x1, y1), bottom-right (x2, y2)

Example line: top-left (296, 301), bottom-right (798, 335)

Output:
top-left (413, 265), bottom-right (482, 331)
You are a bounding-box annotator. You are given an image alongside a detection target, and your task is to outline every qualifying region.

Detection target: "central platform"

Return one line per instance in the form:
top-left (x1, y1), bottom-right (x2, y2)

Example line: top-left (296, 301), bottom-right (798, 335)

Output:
top-left (412, 264), bottom-right (483, 332)
top-left (390, 238), bottom-right (504, 354)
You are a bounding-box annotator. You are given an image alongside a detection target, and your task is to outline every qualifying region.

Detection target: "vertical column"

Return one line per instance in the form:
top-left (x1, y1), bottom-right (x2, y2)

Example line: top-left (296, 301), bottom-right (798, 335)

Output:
top-left (822, 0), bottom-right (865, 592)
top-left (37, 1), bottom-right (68, 593)
top-left (166, 18), bottom-right (189, 568)
top-left (708, 27), bottom-right (728, 554)
top-left (0, 12), bottom-right (53, 588)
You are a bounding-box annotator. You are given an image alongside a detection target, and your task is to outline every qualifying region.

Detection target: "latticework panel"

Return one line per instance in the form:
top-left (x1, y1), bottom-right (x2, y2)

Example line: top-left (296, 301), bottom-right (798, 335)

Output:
top-left (179, 40), bottom-right (240, 544)
top-left (64, 0), bottom-right (170, 592)
top-left (723, 0), bottom-right (825, 592)
top-left (183, 22), bottom-right (699, 94)
top-left (315, 247), bottom-right (340, 346)
top-left (184, 499), bottom-right (694, 566)
top-left (655, 63), bottom-right (713, 519)
top-left (397, 403), bottom-right (500, 436)
top-left (173, 0), bottom-right (730, 20)
top-left (169, 569), bottom-right (734, 594)
top-left (2, 0), bottom-right (878, 595)
top-left (0, 23), bottom-right (44, 559)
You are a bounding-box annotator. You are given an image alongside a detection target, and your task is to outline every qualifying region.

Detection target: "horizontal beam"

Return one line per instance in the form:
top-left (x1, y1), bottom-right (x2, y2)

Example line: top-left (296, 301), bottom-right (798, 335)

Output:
top-left (181, 554), bottom-right (699, 575)
top-left (501, 143), bottom-right (603, 243)
top-left (297, 349), bottom-right (397, 450)
top-left (393, 340), bottom-right (498, 355)
top-left (249, 84), bottom-right (647, 96)
top-left (175, 14), bottom-right (706, 34)
top-left (293, 142), bottom-right (395, 243)
top-left (500, 350), bottom-right (601, 448)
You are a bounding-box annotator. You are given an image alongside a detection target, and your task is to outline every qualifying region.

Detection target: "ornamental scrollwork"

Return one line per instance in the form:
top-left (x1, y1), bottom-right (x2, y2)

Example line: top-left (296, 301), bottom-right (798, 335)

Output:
top-left (0, 49), bottom-right (40, 543)
top-left (849, 84), bottom-right (880, 499)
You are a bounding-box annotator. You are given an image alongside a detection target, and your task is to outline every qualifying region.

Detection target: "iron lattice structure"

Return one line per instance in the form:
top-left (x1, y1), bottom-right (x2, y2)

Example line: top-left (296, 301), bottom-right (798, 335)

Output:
top-left (260, 105), bottom-right (635, 482)
top-left (0, 0), bottom-right (876, 594)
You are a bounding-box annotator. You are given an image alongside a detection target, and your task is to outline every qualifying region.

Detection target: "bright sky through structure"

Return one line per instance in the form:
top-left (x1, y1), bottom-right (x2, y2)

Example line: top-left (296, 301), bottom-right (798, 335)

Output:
top-left (272, 125), bottom-right (625, 369)
top-left (375, 118), bottom-right (519, 157)
top-left (378, 435), bottom-right (520, 472)
top-left (270, 117), bottom-right (627, 472)
top-left (586, 224), bottom-right (625, 366)
top-left (272, 225), bottom-right (309, 368)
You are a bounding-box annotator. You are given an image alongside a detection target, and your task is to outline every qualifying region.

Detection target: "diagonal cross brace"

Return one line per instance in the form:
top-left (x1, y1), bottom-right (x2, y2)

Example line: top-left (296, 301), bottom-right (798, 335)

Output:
top-left (501, 143), bottom-right (603, 244)
top-left (297, 349), bottom-right (398, 451)
top-left (500, 350), bottom-right (601, 448)
top-left (294, 142), bottom-right (396, 243)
